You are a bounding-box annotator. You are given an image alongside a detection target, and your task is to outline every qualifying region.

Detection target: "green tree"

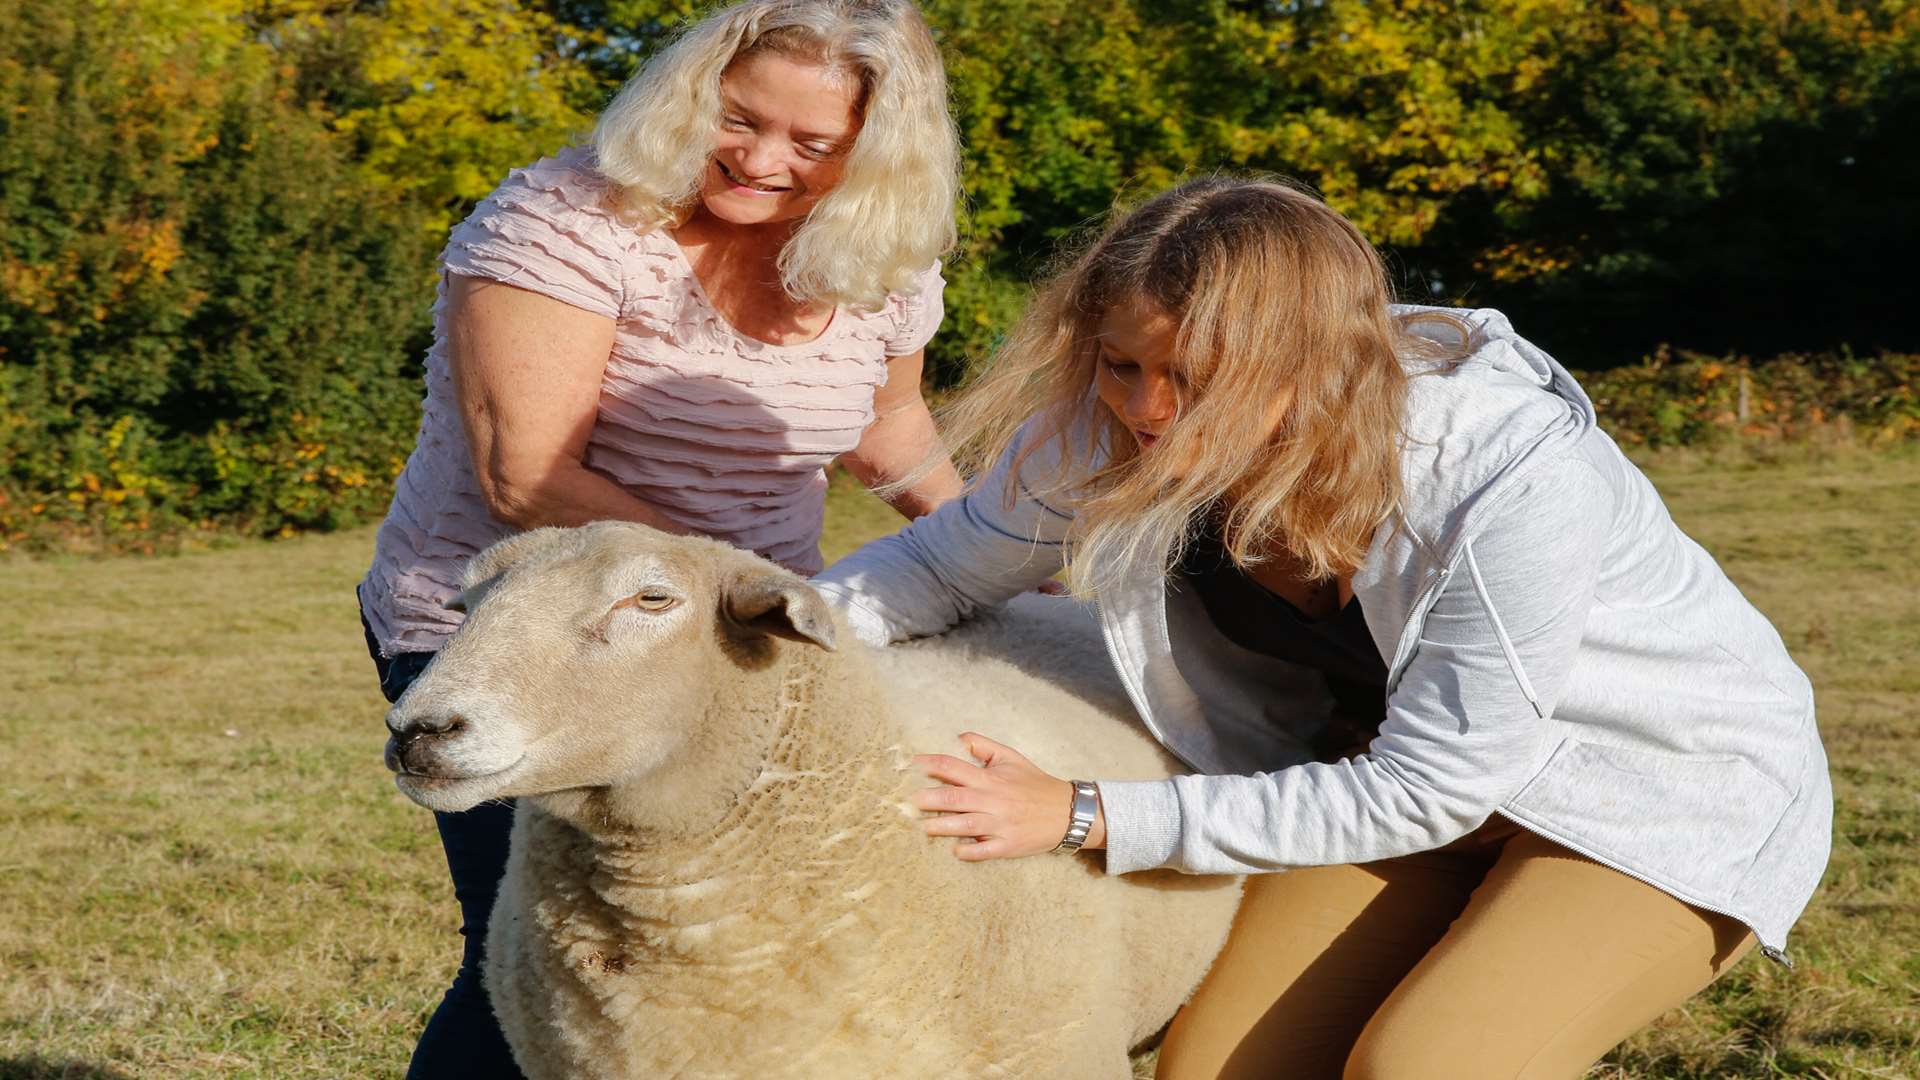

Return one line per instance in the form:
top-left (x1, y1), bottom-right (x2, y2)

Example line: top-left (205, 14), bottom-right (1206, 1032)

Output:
top-left (7, 0), bottom-right (1913, 548)
top-left (918, 0), bottom-right (1577, 377)
top-left (250, 0), bottom-right (607, 230)
top-left (0, 0), bottom-right (436, 543)
top-left (1415, 0), bottom-right (1920, 362)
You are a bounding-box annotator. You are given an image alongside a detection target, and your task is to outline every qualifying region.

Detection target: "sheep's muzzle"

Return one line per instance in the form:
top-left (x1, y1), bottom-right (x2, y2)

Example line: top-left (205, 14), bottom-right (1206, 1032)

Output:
top-left (385, 713), bottom-right (472, 779)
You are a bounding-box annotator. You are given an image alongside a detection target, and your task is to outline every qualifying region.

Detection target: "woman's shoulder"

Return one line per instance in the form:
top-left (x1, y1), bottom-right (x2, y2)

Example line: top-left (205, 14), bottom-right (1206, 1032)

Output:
top-left (442, 148), bottom-right (685, 320)
top-left (892, 260), bottom-right (944, 300)
top-left (1394, 307), bottom-right (1590, 446)
top-left (1382, 305), bottom-right (1619, 548)
top-left (846, 260), bottom-right (945, 356)
top-left (470, 147), bottom-right (681, 255)
top-left (481, 147), bottom-right (609, 214)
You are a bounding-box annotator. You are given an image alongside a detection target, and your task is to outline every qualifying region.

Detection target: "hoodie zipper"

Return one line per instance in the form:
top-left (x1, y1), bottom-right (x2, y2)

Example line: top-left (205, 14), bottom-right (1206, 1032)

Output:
top-left (1385, 562), bottom-right (1456, 689)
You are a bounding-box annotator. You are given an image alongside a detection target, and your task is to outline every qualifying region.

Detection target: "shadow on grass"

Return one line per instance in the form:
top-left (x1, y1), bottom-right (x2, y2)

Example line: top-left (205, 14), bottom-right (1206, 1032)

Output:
top-left (0, 1060), bottom-right (138, 1080)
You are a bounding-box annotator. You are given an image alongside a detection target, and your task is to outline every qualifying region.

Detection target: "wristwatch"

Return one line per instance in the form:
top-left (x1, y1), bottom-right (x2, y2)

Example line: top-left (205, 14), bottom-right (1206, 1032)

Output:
top-left (1053, 779), bottom-right (1101, 853)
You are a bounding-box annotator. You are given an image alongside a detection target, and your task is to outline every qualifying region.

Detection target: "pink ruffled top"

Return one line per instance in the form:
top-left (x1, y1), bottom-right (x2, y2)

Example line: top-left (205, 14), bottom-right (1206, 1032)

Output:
top-left (360, 148), bottom-right (943, 655)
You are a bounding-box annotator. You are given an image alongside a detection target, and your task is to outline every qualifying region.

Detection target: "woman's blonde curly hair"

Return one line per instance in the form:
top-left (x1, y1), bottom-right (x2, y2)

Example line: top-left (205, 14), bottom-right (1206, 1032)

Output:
top-left (591, 0), bottom-right (958, 312)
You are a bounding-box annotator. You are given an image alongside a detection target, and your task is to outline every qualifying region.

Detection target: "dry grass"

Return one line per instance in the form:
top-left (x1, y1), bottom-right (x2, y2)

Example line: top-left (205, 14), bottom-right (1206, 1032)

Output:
top-left (2, 451), bottom-right (1915, 1078)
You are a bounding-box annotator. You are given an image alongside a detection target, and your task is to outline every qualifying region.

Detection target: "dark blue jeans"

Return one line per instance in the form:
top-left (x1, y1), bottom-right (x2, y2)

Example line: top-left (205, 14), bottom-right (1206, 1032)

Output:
top-left (365, 614), bottom-right (526, 1080)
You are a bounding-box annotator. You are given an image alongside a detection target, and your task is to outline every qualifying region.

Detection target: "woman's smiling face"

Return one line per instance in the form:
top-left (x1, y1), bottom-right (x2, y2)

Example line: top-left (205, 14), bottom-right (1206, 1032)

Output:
top-left (698, 50), bottom-right (863, 228)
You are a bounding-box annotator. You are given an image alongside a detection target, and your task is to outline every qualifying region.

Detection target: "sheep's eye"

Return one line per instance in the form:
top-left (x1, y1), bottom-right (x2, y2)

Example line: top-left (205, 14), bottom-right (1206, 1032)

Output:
top-left (587, 590), bottom-right (681, 643)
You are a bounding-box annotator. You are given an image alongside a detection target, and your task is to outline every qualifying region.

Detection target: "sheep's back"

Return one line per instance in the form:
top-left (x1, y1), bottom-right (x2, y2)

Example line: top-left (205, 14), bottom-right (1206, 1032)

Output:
top-left (876, 593), bottom-right (1174, 781)
top-left (870, 593), bottom-right (1243, 1055)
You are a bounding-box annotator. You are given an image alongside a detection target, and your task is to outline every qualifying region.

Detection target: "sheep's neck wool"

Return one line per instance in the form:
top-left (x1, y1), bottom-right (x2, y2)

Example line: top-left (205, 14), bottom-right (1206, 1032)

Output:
top-left (505, 648), bottom-right (986, 1071)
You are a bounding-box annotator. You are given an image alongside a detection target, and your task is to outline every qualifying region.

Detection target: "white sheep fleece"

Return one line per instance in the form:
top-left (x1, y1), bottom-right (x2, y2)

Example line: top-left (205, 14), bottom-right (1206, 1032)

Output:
top-left (384, 522), bottom-right (1242, 1080)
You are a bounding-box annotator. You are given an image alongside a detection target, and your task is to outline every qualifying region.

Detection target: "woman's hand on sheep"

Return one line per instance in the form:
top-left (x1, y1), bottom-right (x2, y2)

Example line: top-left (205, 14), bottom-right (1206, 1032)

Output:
top-left (912, 733), bottom-right (1106, 860)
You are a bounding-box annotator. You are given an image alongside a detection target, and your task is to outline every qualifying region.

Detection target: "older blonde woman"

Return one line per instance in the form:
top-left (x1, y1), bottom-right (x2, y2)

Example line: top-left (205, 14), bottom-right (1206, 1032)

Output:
top-left (357, 2), bottom-right (961, 1075)
top-left (815, 178), bottom-right (1831, 1078)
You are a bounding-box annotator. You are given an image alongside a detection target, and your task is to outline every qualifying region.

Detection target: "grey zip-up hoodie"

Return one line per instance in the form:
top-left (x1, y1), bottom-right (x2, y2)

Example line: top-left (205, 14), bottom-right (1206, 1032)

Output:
top-left (815, 306), bottom-right (1831, 961)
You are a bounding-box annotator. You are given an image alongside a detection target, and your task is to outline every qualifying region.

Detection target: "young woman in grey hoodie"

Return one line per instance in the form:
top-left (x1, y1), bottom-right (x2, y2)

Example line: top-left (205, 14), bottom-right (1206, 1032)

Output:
top-left (814, 177), bottom-right (1831, 1079)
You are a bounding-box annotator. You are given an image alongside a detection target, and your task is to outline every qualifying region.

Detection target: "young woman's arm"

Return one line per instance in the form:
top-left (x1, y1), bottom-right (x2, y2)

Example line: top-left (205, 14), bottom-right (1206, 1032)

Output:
top-left (1097, 456), bottom-right (1615, 874)
top-left (837, 347), bottom-right (963, 521)
top-left (905, 452), bottom-right (1616, 866)
top-left (813, 417), bottom-right (1075, 643)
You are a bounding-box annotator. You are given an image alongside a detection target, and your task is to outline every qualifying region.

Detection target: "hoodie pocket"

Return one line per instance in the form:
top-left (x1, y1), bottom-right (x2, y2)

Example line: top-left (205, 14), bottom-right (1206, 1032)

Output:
top-left (1508, 738), bottom-right (1793, 902)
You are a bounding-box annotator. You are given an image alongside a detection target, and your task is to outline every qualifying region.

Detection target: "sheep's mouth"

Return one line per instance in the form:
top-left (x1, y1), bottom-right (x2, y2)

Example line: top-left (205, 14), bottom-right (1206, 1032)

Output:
top-left (392, 756), bottom-right (526, 810)
top-left (398, 770), bottom-right (486, 786)
top-left (392, 756), bottom-right (523, 784)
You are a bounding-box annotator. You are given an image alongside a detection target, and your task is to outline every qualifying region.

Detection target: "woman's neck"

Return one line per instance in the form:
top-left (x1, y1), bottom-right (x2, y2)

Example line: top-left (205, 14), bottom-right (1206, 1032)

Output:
top-left (673, 205), bottom-right (795, 266)
top-left (670, 208), bottom-right (834, 346)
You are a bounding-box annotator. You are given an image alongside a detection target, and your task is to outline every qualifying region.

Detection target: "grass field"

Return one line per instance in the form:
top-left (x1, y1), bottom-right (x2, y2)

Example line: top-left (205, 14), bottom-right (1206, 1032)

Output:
top-left (3, 450), bottom-right (1916, 1079)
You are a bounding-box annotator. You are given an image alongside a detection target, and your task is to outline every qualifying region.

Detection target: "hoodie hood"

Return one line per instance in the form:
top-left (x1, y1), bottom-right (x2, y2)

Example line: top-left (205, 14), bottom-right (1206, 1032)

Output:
top-left (1387, 305), bottom-right (1600, 562)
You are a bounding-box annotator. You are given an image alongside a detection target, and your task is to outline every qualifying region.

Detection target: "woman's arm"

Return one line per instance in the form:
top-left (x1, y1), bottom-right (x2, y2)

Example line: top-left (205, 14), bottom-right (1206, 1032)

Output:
top-left (838, 347), bottom-right (964, 521)
top-left (447, 274), bottom-right (687, 533)
top-left (813, 416), bottom-right (1078, 644)
top-left (913, 455), bottom-right (1615, 868)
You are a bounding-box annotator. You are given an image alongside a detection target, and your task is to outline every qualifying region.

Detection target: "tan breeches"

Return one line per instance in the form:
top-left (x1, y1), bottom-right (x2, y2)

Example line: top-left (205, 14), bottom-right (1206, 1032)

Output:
top-left (1155, 818), bottom-right (1754, 1080)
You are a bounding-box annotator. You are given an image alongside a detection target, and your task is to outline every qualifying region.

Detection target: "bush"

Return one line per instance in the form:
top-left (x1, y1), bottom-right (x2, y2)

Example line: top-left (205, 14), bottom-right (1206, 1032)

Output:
top-left (0, 1), bottom-right (436, 551)
top-left (1581, 349), bottom-right (1920, 449)
top-left (4, 1), bottom-right (1915, 552)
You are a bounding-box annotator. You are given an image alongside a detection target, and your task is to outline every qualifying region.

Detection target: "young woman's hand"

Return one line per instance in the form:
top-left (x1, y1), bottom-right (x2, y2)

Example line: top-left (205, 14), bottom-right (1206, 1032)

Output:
top-left (912, 733), bottom-right (1105, 860)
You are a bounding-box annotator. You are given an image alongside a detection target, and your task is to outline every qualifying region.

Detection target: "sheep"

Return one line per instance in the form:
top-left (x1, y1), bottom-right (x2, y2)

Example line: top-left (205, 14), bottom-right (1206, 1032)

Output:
top-left (383, 520), bottom-right (1241, 1080)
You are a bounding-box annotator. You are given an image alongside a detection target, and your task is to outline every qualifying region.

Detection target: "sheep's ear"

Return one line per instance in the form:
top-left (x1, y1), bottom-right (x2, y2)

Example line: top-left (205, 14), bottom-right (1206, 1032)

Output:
top-left (724, 573), bottom-right (837, 651)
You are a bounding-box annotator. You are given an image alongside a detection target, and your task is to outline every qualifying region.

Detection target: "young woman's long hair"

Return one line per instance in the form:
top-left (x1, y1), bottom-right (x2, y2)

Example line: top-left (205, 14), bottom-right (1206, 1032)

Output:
top-left (592, 0), bottom-right (958, 310)
top-left (939, 177), bottom-right (1464, 593)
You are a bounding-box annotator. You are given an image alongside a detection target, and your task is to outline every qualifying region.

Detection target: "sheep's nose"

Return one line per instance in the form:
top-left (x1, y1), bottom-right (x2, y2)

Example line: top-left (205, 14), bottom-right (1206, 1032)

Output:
top-left (391, 712), bottom-right (467, 739)
top-left (384, 713), bottom-right (468, 773)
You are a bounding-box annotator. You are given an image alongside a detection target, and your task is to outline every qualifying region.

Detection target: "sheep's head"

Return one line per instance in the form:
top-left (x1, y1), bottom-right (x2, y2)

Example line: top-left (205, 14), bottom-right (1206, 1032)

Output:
top-left (382, 521), bottom-right (836, 814)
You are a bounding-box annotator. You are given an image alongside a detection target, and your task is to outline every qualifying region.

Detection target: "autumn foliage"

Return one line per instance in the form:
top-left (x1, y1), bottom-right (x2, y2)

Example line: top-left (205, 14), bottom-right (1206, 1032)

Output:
top-left (1, 0), bottom-right (1915, 549)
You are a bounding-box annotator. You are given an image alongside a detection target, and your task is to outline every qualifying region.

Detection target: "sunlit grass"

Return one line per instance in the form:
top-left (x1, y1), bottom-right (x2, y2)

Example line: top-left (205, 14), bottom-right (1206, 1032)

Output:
top-left (2, 449), bottom-right (1915, 1078)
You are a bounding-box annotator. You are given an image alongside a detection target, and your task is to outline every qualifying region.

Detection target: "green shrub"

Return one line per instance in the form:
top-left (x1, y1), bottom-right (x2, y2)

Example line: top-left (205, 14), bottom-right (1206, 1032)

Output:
top-left (5, 1), bottom-right (1916, 553)
top-left (0, 1), bottom-right (435, 550)
top-left (1581, 349), bottom-right (1920, 449)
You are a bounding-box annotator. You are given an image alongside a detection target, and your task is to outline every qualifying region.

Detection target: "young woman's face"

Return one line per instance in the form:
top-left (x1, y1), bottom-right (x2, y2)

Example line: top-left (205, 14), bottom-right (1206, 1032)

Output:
top-left (1094, 296), bottom-right (1184, 451)
top-left (698, 50), bottom-right (863, 228)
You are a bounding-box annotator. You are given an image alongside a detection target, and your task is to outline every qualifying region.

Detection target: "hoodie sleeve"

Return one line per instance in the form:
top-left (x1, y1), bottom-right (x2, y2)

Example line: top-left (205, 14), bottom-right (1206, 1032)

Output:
top-left (1100, 455), bottom-right (1615, 875)
top-left (813, 418), bottom-right (1076, 645)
